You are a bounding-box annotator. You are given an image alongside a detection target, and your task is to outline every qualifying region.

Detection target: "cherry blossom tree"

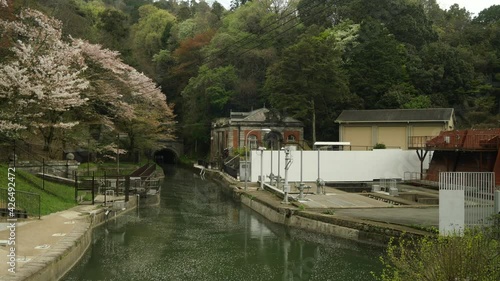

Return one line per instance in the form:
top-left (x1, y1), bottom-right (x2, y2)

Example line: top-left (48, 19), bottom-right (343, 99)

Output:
top-left (74, 39), bottom-right (176, 153)
top-left (0, 8), bottom-right (175, 156)
top-left (0, 9), bottom-right (89, 151)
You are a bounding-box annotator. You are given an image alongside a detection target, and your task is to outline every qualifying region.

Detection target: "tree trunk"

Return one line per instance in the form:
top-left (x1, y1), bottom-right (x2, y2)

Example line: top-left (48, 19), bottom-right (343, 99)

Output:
top-left (42, 126), bottom-right (54, 152)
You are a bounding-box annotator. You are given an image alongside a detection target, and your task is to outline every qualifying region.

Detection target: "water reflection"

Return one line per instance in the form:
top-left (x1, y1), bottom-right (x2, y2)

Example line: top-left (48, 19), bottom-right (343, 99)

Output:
top-left (63, 166), bottom-right (382, 281)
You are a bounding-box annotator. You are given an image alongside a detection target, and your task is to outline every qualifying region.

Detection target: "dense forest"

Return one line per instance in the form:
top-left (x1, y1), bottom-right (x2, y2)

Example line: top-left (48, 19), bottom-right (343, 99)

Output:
top-left (2, 0), bottom-right (500, 157)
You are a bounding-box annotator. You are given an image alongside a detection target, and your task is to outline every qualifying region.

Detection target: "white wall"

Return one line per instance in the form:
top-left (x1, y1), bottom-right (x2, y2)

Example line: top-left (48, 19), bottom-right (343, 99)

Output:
top-left (249, 149), bottom-right (429, 182)
top-left (439, 189), bottom-right (464, 235)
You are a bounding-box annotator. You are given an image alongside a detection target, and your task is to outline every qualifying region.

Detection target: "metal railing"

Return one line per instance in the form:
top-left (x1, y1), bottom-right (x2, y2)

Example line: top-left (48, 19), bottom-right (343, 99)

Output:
top-left (408, 136), bottom-right (434, 148)
top-left (0, 188), bottom-right (40, 219)
top-left (379, 178), bottom-right (397, 191)
top-left (403, 171), bottom-right (439, 187)
top-left (439, 172), bottom-right (497, 227)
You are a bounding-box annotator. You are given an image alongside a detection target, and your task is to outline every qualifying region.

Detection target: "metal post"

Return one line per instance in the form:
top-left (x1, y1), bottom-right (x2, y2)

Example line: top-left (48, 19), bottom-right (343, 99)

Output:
top-left (317, 150), bottom-right (321, 194)
top-left (74, 171), bottom-right (78, 203)
top-left (270, 147), bottom-right (274, 185)
top-left (42, 158), bottom-right (45, 190)
top-left (259, 147), bottom-right (264, 191)
top-left (104, 171), bottom-right (107, 206)
top-left (283, 147), bottom-right (291, 204)
top-left (91, 172), bottom-right (95, 205)
top-left (87, 139), bottom-right (90, 176)
top-left (136, 194), bottom-right (140, 216)
top-left (38, 194), bottom-right (41, 219)
top-left (117, 134), bottom-right (120, 175)
top-left (125, 176), bottom-right (130, 202)
top-left (277, 148), bottom-right (281, 190)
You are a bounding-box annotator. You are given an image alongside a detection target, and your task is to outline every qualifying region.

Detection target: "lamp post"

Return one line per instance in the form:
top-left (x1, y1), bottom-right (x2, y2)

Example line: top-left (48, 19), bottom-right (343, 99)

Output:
top-left (283, 146), bottom-right (291, 204)
top-left (245, 128), bottom-right (271, 191)
top-left (116, 133), bottom-right (127, 175)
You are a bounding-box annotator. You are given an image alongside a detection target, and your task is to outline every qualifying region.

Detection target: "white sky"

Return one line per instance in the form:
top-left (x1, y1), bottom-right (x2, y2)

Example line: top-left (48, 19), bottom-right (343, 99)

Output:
top-left (438, 0), bottom-right (500, 16)
top-left (212, 0), bottom-right (500, 17)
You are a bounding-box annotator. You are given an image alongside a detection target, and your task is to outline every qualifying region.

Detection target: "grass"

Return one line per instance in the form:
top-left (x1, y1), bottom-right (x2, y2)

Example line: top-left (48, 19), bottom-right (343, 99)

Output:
top-left (0, 164), bottom-right (76, 216)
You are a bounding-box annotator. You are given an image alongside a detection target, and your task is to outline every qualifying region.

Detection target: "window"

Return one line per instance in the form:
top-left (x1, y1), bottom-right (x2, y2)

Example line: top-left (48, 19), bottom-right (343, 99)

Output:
top-left (248, 134), bottom-right (257, 149)
top-left (287, 134), bottom-right (296, 142)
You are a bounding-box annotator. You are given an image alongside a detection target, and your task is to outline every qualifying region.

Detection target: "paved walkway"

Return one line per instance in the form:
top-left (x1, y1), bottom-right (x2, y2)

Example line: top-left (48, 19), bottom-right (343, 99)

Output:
top-left (0, 205), bottom-right (99, 279)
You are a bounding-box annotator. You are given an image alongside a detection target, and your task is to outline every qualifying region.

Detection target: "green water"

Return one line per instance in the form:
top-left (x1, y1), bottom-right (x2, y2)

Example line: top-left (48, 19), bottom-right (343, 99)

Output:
top-left (63, 166), bottom-right (383, 281)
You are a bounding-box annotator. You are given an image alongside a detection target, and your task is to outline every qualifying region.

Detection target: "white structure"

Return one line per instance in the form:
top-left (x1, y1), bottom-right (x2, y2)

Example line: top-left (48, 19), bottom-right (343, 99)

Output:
top-left (248, 149), bottom-right (429, 183)
top-left (439, 172), bottom-right (496, 236)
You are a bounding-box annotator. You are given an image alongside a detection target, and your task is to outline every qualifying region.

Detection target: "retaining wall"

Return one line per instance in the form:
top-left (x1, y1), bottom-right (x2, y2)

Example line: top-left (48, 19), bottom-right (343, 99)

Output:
top-left (5, 197), bottom-right (138, 281)
top-left (208, 169), bottom-right (429, 246)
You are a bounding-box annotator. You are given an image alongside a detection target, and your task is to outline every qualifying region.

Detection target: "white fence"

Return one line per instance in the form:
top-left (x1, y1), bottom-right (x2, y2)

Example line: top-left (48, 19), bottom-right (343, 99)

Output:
top-left (439, 172), bottom-right (496, 235)
top-left (248, 149), bottom-right (428, 182)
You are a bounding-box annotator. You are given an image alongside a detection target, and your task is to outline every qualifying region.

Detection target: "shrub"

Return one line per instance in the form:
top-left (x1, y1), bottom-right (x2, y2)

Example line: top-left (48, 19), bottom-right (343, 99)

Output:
top-left (374, 227), bottom-right (500, 281)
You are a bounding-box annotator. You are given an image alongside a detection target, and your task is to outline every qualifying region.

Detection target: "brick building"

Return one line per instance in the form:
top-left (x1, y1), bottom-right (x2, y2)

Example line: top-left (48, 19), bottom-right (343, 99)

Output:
top-left (210, 108), bottom-right (304, 162)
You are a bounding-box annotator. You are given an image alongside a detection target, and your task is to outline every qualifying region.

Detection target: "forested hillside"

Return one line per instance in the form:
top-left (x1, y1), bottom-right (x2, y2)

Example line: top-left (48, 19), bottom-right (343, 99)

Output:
top-left (2, 0), bottom-right (500, 156)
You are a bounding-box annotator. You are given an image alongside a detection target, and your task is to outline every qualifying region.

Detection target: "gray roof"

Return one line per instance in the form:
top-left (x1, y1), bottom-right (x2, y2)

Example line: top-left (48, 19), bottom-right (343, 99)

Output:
top-left (231, 108), bottom-right (302, 124)
top-left (335, 108), bottom-right (454, 123)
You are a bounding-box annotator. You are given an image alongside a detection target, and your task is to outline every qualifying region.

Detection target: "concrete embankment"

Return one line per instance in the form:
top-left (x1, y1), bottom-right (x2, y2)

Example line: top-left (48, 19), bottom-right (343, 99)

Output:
top-left (208, 169), bottom-right (433, 246)
top-left (1, 197), bottom-right (138, 281)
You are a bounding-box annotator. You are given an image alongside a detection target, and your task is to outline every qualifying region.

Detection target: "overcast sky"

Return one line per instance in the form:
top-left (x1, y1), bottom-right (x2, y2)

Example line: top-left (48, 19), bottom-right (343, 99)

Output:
top-left (438, 0), bottom-right (500, 16)
top-left (212, 0), bottom-right (500, 17)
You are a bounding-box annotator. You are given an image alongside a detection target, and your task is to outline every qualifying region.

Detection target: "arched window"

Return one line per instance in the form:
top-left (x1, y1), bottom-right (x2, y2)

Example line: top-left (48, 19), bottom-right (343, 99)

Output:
top-left (248, 134), bottom-right (257, 150)
top-left (264, 131), bottom-right (283, 150)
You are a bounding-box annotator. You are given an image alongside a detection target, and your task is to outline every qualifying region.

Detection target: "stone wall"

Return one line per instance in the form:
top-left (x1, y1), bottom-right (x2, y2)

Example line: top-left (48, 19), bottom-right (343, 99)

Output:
top-left (10, 160), bottom-right (80, 179)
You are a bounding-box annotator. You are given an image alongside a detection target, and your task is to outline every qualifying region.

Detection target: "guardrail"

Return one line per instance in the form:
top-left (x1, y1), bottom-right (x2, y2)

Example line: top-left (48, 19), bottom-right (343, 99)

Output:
top-left (403, 171), bottom-right (439, 187)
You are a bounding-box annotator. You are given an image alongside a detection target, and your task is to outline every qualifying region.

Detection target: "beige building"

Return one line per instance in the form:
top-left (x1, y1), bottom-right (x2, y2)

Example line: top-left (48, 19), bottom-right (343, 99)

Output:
top-left (335, 108), bottom-right (455, 150)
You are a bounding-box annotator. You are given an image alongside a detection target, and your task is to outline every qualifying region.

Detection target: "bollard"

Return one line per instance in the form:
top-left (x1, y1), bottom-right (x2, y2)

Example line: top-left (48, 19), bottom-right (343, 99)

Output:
top-left (316, 178), bottom-right (325, 195)
top-left (297, 183), bottom-right (307, 200)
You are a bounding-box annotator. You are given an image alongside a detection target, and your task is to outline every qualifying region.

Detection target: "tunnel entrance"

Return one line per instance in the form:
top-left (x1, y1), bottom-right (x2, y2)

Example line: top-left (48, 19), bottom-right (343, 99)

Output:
top-left (154, 149), bottom-right (179, 164)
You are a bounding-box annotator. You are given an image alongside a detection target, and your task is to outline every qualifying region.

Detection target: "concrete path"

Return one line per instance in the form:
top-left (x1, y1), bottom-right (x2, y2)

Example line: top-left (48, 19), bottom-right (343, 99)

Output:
top-left (244, 179), bottom-right (440, 229)
top-left (334, 207), bottom-right (439, 227)
top-left (0, 205), bottom-right (100, 279)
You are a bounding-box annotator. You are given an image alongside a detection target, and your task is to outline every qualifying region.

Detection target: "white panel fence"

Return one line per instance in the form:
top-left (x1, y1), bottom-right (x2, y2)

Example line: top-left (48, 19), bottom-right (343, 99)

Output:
top-left (439, 172), bottom-right (498, 236)
top-left (248, 149), bottom-right (428, 183)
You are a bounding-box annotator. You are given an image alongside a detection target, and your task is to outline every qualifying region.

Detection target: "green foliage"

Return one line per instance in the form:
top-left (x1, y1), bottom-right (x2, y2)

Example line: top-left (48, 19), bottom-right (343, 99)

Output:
top-left (131, 4), bottom-right (176, 73)
top-left (403, 95), bottom-right (432, 109)
top-left (323, 209), bottom-right (335, 215)
top-left (348, 19), bottom-right (407, 108)
top-left (375, 228), bottom-right (500, 281)
top-left (374, 143), bottom-right (386, 149)
top-left (473, 5), bottom-right (500, 25)
top-left (265, 31), bottom-right (356, 142)
top-left (232, 147), bottom-right (247, 157)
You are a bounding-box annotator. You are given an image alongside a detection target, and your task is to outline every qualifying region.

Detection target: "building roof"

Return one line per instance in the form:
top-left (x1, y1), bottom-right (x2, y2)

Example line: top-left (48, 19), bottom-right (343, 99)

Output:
top-left (229, 108), bottom-right (303, 125)
top-left (335, 108), bottom-right (454, 123)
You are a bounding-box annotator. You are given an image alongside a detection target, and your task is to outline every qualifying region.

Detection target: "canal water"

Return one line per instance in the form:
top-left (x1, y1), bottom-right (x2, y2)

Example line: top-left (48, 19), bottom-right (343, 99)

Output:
top-left (63, 166), bottom-right (383, 281)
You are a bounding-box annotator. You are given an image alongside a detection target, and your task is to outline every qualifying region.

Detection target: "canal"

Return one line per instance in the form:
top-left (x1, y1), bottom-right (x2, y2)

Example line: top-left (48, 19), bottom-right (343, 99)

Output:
top-left (63, 166), bottom-right (383, 281)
